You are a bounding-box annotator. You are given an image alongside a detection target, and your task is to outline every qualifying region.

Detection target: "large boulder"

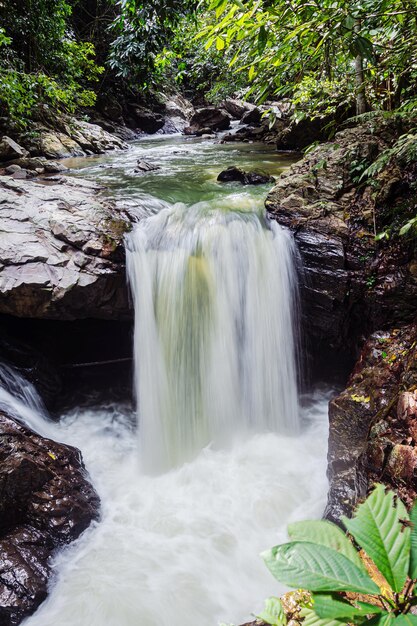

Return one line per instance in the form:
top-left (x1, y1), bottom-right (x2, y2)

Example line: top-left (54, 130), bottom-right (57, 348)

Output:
top-left (0, 176), bottom-right (133, 320)
top-left (127, 105), bottom-right (165, 134)
top-left (222, 98), bottom-right (256, 120)
top-left (0, 137), bottom-right (29, 162)
top-left (17, 117), bottom-right (128, 160)
top-left (265, 118), bottom-right (417, 373)
top-left (325, 323), bottom-right (417, 523)
top-left (185, 107), bottom-right (231, 134)
top-left (240, 106), bottom-right (262, 125)
top-left (0, 409), bottom-right (99, 625)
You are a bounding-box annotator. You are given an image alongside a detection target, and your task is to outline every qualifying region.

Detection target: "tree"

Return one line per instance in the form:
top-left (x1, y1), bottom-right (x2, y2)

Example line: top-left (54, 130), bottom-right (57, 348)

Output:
top-left (202, 0), bottom-right (417, 117)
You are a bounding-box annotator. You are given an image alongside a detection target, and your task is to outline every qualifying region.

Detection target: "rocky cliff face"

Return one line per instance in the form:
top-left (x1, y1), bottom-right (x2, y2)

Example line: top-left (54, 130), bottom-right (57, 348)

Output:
top-left (266, 118), bottom-right (417, 375)
top-left (325, 323), bottom-right (417, 522)
top-left (266, 117), bottom-right (417, 517)
top-left (0, 410), bottom-right (99, 625)
top-left (0, 175), bottom-right (133, 320)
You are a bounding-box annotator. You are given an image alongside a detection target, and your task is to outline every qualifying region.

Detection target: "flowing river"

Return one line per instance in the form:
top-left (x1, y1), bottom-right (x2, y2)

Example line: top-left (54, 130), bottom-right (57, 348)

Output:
top-left (14, 135), bottom-right (331, 626)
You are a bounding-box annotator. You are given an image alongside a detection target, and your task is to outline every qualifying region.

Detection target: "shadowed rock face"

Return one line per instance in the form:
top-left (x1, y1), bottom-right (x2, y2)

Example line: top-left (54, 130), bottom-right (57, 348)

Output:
top-left (0, 176), bottom-right (133, 320)
top-left (0, 411), bottom-right (99, 625)
top-left (325, 323), bottom-right (417, 523)
top-left (266, 119), bottom-right (417, 377)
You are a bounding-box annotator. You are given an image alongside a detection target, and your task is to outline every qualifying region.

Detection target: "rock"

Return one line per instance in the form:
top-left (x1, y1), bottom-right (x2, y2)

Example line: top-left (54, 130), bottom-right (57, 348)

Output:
top-left (0, 176), bottom-right (133, 320)
top-left (128, 105), bottom-right (165, 134)
top-left (43, 161), bottom-right (68, 173)
top-left (217, 166), bottom-right (275, 185)
top-left (135, 161), bottom-right (161, 173)
top-left (0, 136), bottom-right (28, 162)
top-left (187, 108), bottom-right (231, 134)
top-left (12, 169), bottom-right (36, 180)
top-left (265, 118), bottom-right (417, 375)
top-left (325, 323), bottom-right (417, 522)
top-left (386, 445), bottom-right (417, 482)
top-left (222, 98), bottom-right (256, 120)
top-left (18, 116), bottom-right (128, 159)
top-left (160, 94), bottom-right (194, 121)
top-left (39, 131), bottom-right (85, 159)
top-left (4, 164), bottom-right (21, 175)
top-left (0, 409), bottom-right (99, 624)
top-left (241, 107), bottom-right (262, 125)
top-left (14, 157), bottom-right (48, 171)
top-left (275, 116), bottom-right (331, 150)
top-left (397, 391), bottom-right (417, 420)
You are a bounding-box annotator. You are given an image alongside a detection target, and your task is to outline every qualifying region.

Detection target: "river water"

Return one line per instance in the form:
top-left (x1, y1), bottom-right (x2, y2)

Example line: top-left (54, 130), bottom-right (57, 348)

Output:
top-left (18, 135), bottom-right (331, 626)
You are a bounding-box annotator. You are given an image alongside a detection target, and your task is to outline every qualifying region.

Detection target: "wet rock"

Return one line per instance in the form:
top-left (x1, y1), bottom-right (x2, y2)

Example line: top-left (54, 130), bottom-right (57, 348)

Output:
top-left (222, 98), bottom-right (256, 120)
top-left (128, 105), bottom-right (165, 134)
top-left (325, 323), bottom-right (417, 522)
top-left (0, 176), bottom-right (133, 320)
top-left (186, 108), bottom-right (231, 134)
top-left (135, 161), bottom-right (161, 173)
top-left (43, 161), bottom-right (68, 173)
top-left (241, 107), bottom-right (262, 125)
top-left (386, 444), bottom-right (417, 482)
top-left (0, 409), bottom-right (99, 624)
top-left (12, 169), bottom-right (36, 180)
top-left (0, 137), bottom-right (28, 162)
top-left (266, 118), bottom-right (417, 375)
top-left (218, 166), bottom-right (275, 185)
top-left (4, 165), bottom-right (21, 175)
top-left (13, 157), bottom-right (48, 171)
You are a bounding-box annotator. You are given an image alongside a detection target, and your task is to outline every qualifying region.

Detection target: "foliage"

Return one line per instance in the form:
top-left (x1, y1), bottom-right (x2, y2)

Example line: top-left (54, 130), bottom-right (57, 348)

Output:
top-left (108, 0), bottom-right (199, 89)
top-left (256, 597), bottom-right (287, 626)
top-left (0, 0), bottom-right (103, 125)
top-left (262, 484), bottom-right (417, 626)
top-left (202, 0), bottom-right (417, 118)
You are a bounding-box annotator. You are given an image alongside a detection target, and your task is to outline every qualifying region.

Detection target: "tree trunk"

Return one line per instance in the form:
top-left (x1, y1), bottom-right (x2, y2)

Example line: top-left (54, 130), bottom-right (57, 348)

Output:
top-left (354, 20), bottom-right (367, 115)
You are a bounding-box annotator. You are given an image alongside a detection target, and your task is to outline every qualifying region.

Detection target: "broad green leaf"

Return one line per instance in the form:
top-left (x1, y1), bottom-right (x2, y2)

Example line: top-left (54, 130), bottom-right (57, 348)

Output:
top-left (300, 607), bottom-right (346, 626)
top-left (410, 500), bottom-right (417, 578)
top-left (256, 596), bottom-right (287, 626)
top-left (394, 616), bottom-right (417, 626)
top-left (313, 593), bottom-right (386, 620)
top-left (343, 484), bottom-right (410, 593)
top-left (288, 520), bottom-right (363, 569)
top-left (262, 542), bottom-right (380, 594)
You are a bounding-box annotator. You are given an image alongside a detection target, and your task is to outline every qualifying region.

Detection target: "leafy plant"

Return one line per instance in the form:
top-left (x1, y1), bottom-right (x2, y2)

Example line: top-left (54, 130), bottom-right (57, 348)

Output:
top-left (256, 597), bottom-right (287, 626)
top-left (262, 484), bottom-right (417, 625)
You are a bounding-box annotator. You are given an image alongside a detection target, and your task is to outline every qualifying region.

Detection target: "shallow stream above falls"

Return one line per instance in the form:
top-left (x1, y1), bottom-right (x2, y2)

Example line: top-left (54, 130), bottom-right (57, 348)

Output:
top-left (19, 136), bottom-right (332, 626)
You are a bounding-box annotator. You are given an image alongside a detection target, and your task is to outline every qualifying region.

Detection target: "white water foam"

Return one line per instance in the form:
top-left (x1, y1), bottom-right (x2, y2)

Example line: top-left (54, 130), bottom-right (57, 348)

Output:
top-left (23, 391), bottom-right (329, 626)
top-left (126, 201), bottom-right (299, 473)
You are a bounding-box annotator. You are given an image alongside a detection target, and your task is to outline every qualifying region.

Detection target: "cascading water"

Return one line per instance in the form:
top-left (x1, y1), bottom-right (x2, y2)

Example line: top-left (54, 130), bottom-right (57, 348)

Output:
top-left (127, 201), bottom-right (299, 472)
top-left (12, 136), bottom-right (332, 626)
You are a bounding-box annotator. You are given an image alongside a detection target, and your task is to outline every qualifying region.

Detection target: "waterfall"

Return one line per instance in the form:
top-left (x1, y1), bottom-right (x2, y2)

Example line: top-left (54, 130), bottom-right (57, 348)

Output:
top-left (126, 200), bottom-right (299, 473)
top-left (0, 364), bottom-right (56, 438)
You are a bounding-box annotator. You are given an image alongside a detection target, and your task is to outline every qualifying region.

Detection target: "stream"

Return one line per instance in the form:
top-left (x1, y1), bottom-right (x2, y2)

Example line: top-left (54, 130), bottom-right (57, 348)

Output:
top-left (18, 135), bottom-right (331, 626)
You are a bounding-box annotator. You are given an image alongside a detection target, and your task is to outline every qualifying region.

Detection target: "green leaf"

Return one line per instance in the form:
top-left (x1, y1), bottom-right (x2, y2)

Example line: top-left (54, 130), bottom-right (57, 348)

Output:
top-left (215, 36), bottom-right (225, 50)
top-left (288, 520), bottom-right (363, 569)
top-left (394, 616), bottom-right (417, 626)
top-left (313, 593), bottom-right (386, 620)
top-left (343, 484), bottom-right (411, 593)
top-left (256, 597), bottom-right (287, 626)
top-left (300, 607), bottom-right (346, 626)
top-left (262, 542), bottom-right (380, 594)
top-left (410, 500), bottom-right (417, 578)
top-left (258, 25), bottom-right (268, 54)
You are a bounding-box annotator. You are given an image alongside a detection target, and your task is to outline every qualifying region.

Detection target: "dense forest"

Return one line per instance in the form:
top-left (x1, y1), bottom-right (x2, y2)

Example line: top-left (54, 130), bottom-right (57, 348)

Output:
top-left (1, 0), bottom-right (417, 126)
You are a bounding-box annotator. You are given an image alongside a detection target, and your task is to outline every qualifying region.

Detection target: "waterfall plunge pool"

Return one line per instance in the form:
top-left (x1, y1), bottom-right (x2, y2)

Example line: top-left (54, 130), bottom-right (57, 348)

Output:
top-left (19, 136), bottom-right (331, 626)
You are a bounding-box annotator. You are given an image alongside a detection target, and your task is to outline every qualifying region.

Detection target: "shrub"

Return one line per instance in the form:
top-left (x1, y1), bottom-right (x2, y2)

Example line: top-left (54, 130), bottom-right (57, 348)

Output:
top-left (261, 484), bottom-right (417, 626)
